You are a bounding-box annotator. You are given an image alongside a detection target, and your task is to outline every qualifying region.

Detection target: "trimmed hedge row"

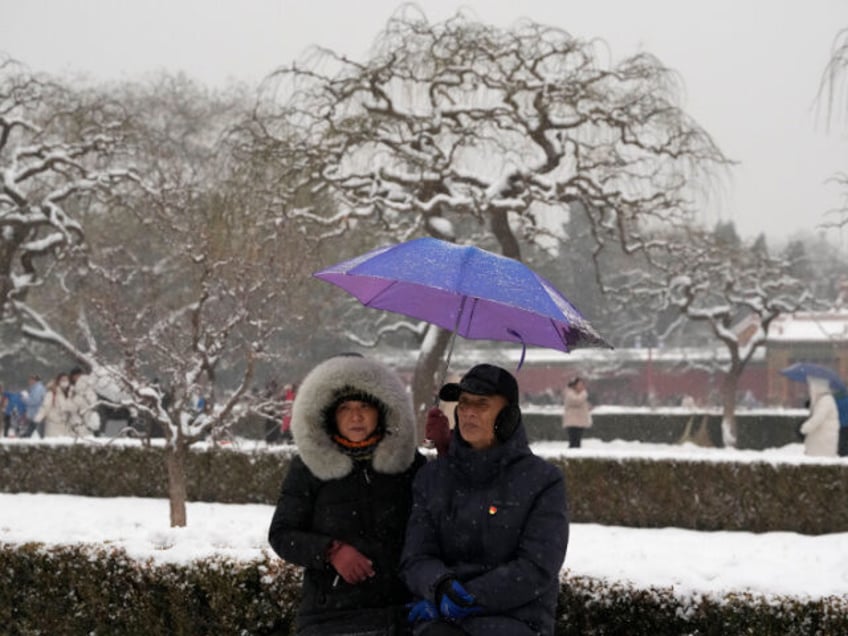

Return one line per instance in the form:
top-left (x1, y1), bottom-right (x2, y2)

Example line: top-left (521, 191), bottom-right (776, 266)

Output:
top-left (546, 456), bottom-right (848, 535)
top-left (3, 441), bottom-right (847, 534)
top-left (557, 574), bottom-right (848, 635)
top-left (2, 543), bottom-right (845, 636)
top-left (0, 442), bottom-right (292, 503)
top-left (522, 409), bottom-right (806, 450)
top-left (0, 543), bottom-right (298, 635)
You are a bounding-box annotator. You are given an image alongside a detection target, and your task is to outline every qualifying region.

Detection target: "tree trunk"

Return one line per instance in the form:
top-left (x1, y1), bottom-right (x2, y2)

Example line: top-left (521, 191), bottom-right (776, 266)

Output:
top-left (677, 414), bottom-right (714, 447)
top-left (720, 369), bottom-right (740, 448)
top-left (412, 327), bottom-right (454, 439)
top-left (165, 442), bottom-right (188, 527)
top-left (489, 209), bottom-right (521, 260)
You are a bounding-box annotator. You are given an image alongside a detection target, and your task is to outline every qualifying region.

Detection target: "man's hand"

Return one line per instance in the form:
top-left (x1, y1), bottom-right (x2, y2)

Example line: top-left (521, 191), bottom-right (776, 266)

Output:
top-left (437, 579), bottom-right (484, 620)
top-left (407, 599), bottom-right (439, 624)
top-left (425, 406), bottom-right (451, 456)
top-left (326, 541), bottom-right (375, 584)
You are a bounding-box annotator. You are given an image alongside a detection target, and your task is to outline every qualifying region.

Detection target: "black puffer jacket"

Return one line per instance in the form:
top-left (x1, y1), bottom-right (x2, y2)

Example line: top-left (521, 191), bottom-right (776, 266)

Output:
top-left (400, 422), bottom-right (568, 636)
top-left (268, 355), bottom-right (425, 635)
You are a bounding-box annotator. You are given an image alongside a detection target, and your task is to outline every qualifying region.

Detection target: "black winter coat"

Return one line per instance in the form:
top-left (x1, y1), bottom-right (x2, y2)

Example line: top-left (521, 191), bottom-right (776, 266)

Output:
top-left (269, 452), bottom-right (425, 634)
top-left (267, 354), bottom-right (425, 635)
top-left (400, 425), bottom-right (568, 636)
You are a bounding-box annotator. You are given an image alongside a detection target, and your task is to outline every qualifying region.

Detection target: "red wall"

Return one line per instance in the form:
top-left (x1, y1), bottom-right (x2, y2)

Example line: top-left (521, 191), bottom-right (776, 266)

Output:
top-left (514, 358), bottom-right (768, 407)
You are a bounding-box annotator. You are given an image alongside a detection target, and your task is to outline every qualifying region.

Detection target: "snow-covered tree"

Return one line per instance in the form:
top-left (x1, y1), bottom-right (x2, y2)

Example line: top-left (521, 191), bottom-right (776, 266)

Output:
top-left (15, 73), bottom-right (323, 527)
top-left (606, 226), bottom-right (810, 445)
top-left (0, 56), bottom-right (137, 321)
top-left (249, 8), bottom-right (730, 426)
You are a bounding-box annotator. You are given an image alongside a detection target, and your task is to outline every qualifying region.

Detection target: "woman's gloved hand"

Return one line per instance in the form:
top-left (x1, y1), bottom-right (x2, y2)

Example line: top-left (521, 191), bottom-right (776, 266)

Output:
top-left (326, 540), bottom-right (375, 584)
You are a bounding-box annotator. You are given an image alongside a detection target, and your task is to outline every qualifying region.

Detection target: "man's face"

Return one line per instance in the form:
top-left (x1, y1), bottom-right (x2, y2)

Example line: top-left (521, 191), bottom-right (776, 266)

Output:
top-left (334, 399), bottom-right (379, 442)
top-left (456, 392), bottom-right (507, 450)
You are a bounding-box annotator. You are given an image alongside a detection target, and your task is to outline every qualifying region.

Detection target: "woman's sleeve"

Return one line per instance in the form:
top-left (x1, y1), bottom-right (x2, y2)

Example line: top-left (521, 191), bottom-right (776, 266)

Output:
top-left (268, 457), bottom-right (334, 570)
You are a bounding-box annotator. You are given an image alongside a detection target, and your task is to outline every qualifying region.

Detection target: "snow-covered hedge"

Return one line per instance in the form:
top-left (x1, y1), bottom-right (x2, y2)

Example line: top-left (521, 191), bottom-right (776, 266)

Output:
top-left (545, 455), bottom-right (848, 535)
top-left (3, 440), bottom-right (847, 534)
top-left (0, 543), bottom-right (299, 635)
top-left (1, 543), bottom-right (845, 636)
top-left (523, 408), bottom-right (804, 449)
top-left (557, 573), bottom-right (848, 635)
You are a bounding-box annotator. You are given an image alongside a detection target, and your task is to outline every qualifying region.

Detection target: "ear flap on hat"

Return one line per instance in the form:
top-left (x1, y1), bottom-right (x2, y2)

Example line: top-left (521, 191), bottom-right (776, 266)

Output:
top-left (494, 404), bottom-right (521, 442)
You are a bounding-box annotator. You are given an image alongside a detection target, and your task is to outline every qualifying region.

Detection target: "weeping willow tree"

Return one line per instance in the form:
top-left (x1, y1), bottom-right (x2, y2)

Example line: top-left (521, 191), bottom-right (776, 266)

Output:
top-left (242, 6), bottom-right (730, 428)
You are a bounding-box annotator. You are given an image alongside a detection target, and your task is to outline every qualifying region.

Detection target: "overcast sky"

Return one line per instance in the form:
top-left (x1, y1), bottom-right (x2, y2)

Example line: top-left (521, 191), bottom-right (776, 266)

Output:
top-left (2, 0), bottom-right (847, 247)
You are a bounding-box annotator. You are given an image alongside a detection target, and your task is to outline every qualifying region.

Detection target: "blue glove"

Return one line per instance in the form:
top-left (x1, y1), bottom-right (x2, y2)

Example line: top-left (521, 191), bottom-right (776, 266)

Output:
top-left (407, 599), bottom-right (439, 624)
top-left (438, 580), bottom-right (484, 621)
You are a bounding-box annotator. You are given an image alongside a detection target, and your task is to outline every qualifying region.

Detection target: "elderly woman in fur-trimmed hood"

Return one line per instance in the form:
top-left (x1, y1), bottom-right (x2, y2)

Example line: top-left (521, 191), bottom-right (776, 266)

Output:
top-left (268, 354), bottom-right (426, 636)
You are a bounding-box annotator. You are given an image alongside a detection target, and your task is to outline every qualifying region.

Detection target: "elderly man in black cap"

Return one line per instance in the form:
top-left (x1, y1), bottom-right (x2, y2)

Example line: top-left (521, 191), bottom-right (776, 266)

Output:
top-left (401, 364), bottom-right (569, 636)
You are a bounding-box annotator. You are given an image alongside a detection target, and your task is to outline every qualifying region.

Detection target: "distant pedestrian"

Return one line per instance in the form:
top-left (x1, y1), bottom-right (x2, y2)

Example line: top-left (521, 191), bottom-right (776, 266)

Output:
top-left (0, 386), bottom-right (6, 436)
top-left (2, 386), bottom-right (26, 437)
top-left (35, 373), bottom-right (74, 437)
top-left (22, 374), bottom-right (46, 438)
top-left (562, 376), bottom-right (592, 448)
top-left (799, 377), bottom-right (839, 457)
top-left (279, 383), bottom-right (296, 444)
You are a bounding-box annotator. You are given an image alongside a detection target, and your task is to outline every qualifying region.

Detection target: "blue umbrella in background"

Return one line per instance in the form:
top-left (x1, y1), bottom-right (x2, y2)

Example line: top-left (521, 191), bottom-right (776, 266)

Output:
top-left (780, 362), bottom-right (847, 393)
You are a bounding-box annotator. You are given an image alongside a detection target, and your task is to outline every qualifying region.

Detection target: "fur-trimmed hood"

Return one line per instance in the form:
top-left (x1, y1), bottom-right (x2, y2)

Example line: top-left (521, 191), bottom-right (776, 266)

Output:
top-left (291, 355), bottom-right (417, 480)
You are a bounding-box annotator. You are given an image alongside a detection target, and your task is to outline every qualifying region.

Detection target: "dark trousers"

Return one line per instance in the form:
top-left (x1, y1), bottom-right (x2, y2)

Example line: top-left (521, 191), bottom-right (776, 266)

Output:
top-left (416, 622), bottom-right (466, 635)
top-left (22, 418), bottom-right (45, 438)
top-left (566, 426), bottom-right (584, 448)
top-left (839, 427), bottom-right (848, 457)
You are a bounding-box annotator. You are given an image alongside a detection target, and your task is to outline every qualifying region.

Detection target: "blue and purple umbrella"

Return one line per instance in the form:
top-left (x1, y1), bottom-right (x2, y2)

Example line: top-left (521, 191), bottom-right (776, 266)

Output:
top-left (314, 237), bottom-right (611, 368)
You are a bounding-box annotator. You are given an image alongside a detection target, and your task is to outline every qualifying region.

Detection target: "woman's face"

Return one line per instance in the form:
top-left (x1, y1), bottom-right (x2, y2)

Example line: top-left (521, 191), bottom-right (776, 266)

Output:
top-left (334, 399), bottom-right (379, 442)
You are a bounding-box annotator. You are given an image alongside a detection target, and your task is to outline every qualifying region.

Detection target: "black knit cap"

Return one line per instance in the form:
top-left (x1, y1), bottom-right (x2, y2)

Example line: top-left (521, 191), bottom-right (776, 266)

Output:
top-left (438, 364), bottom-right (519, 405)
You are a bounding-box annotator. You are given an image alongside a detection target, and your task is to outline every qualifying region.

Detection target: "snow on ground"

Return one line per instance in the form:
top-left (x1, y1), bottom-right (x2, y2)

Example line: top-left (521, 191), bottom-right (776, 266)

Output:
top-left (2, 437), bottom-right (848, 601)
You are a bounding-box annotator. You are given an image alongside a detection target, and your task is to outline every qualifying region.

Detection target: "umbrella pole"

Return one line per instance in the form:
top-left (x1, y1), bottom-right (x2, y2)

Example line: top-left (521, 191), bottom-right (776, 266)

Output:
top-left (433, 297), bottom-right (467, 404)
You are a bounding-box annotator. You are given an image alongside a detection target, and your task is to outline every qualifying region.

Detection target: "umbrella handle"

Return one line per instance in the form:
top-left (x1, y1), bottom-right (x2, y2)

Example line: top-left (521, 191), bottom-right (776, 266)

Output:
top-left (507, 329), bottom-right (527, 371)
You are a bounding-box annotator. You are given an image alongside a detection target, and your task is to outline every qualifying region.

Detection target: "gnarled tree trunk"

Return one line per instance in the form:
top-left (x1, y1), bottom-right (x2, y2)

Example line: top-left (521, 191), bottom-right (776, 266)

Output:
top-left (412, 327), bottom-right (454, 439)
top-left (165, 442), bottom-right (188, 527)
top-left (720, 368), bottom-right (741, 448)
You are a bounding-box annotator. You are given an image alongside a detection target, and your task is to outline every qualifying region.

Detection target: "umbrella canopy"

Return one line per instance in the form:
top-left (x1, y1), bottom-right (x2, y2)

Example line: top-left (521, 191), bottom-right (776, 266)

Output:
top-left (314, 237), bottom-right (611, 363)
top-left (780, 362), bottom-right (847, 393)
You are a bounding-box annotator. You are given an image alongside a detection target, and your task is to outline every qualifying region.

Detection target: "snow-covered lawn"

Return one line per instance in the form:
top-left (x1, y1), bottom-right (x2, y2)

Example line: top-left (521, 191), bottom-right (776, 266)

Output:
top-left (2, 436), bottom-right (847, 601)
